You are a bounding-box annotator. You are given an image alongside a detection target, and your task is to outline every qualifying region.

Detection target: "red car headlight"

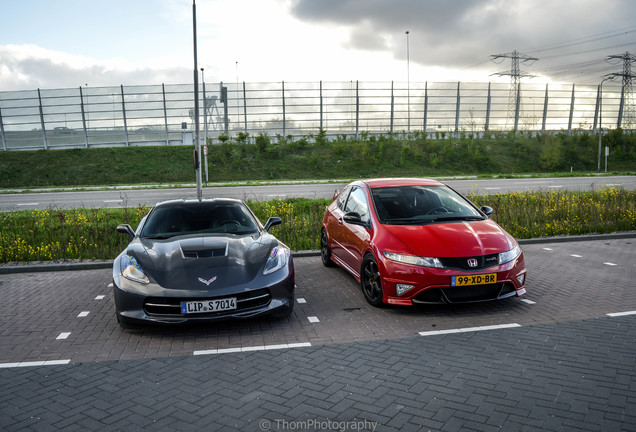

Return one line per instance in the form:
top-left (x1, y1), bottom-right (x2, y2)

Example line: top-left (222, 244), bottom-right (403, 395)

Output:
top-left (498, 245), bottom-right (522, 265)
top-left (383, 251), bottom-right (444, 269)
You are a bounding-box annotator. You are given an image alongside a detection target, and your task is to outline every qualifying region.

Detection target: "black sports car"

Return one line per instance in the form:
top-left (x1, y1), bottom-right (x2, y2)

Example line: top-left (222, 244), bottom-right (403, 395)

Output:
top-left (112, 199), bottom-right (294, 328)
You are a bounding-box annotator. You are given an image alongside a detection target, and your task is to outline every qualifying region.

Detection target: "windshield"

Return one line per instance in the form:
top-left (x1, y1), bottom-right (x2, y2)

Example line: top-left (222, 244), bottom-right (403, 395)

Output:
top-left (370, 185), bottom-right (484, 225)
top-left (141, 202), bottom-right (260, 238)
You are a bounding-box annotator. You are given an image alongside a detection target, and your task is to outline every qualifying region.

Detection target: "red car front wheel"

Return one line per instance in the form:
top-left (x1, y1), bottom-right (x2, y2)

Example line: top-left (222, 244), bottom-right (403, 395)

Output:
top-left (320, 229), bottom-right (335, 267)
top-left (361, 255), bottom-right (384, 307)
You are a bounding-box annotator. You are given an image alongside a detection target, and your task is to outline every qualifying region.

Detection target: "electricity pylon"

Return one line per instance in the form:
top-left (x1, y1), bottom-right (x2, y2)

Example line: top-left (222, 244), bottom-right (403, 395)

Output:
top-left (491, 50), bottom-right (538, 129)
top-left (604, 51), bottom-right (635, 129)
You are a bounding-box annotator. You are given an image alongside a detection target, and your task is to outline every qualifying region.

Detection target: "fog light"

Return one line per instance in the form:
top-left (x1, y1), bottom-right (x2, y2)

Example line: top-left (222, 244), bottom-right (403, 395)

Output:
top-left (396, 284), bottom-right (415, 296)
top-left (517, 274), bottom-right (526, 285)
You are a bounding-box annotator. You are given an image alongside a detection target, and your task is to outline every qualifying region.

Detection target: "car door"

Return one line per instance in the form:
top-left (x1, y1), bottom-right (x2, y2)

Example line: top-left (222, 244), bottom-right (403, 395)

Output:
top-left (339, 186), bottom-right (372, 277)
top-left (325, 185), bottom-right (352, 263)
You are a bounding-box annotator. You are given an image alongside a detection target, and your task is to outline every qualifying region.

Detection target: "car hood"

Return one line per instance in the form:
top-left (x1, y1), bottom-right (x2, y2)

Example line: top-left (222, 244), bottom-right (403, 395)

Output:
top-left (126, 233), bottom-right (278, 289)
top-left (382, 219), bottom-right (515, 258)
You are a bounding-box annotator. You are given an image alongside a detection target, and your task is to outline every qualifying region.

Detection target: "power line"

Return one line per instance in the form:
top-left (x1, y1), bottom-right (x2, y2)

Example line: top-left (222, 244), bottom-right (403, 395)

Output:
top-left (524, 26), bottom-right (636, 54)
top-left (485, 27), bottom-right (635, 85)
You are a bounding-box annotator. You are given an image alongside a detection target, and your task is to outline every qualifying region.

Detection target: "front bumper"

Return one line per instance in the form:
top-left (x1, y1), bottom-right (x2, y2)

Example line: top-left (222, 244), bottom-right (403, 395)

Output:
top-left (113, 262), bottom-right (295, 327)
top-left (380, 254), bottom-right (527, 306)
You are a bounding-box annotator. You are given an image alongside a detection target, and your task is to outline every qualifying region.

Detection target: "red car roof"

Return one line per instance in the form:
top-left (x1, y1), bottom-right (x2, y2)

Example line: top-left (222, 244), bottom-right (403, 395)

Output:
top-left (362, 178), bottom-right (444, 188)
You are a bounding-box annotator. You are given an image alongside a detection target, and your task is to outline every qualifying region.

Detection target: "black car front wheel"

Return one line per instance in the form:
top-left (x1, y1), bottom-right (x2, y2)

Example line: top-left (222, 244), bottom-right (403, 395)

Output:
top-left (361, 255), bottom-right (384, 307)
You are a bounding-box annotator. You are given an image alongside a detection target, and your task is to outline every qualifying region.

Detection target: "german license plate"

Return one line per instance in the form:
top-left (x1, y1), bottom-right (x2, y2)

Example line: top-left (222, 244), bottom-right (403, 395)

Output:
top-left (451, 273), bottom-right (497, 287)
top-left (181, 298), bottom-right (237, 314)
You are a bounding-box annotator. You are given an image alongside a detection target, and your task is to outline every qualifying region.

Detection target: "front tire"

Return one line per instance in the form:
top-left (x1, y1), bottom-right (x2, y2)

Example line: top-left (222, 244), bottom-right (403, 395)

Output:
top-left (320, 229), bottom-right (335, 267)
top-left (361, 255), bottom-right (384, 307)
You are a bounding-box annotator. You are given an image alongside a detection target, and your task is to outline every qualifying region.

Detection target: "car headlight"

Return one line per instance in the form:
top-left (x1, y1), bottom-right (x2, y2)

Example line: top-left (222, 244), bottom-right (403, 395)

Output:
top-left (383, 251), bottom-right (444, 269)
top-left (498, 245), bottom-right (522, 265)
top-left (120, 255), bottom-right (150, 284)
top-left (263, 245), bottom-right (290, 275)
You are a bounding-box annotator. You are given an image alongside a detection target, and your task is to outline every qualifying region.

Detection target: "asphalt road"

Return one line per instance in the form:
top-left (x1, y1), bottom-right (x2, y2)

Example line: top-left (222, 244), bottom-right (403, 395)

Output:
top-left (1, 237), bottom-right (635, 431)
top-left (1, 175), bottom-right (634, 211)
top-left (1, 238), bottom-right (635, 364)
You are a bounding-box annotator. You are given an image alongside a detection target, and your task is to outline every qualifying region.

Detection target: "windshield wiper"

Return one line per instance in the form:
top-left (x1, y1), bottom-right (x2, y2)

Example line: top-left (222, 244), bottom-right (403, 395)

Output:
top-left (142, 234), bottom-right (177, 239)
top-left (431, 215), bottom-right (484, 222)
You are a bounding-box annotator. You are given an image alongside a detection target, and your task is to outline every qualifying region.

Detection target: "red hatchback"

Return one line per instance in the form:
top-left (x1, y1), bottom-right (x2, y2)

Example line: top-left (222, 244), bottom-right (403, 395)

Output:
top-left (320, 178), bottom-right (527, 307)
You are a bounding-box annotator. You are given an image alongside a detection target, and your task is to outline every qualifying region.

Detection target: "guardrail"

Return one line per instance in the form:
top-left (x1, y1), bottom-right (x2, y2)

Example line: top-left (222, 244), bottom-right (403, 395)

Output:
top-left (0, 80), bottom-right (630, 150)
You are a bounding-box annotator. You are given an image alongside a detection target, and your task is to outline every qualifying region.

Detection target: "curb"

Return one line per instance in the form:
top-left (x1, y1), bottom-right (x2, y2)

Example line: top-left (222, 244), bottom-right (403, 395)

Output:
top-left (1, 232), bottom-right (634, 275)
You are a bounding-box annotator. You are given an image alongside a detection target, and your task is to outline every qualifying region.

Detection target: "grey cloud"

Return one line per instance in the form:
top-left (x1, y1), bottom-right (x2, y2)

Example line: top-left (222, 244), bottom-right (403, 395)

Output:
top-left (288, 0), bottom-right (532, 68)
top-left (289, 0), bottom-right (636, 81)
top-left (0, 47), bottom-right (190, 91)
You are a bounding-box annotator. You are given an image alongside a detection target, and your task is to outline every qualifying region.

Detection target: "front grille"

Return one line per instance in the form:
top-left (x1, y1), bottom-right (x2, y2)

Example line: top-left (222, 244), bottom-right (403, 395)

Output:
top-left (439, 254), bottom-right (499, 271)
top-left (413, 283), bottom-right (516, 304)
top-left (143, 288), bottom-right (271, 316)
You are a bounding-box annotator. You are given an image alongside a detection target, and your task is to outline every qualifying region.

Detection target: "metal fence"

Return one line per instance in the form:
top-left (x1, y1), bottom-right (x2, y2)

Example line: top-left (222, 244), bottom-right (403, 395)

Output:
top-left (0, 80), bottom-right (631, 150)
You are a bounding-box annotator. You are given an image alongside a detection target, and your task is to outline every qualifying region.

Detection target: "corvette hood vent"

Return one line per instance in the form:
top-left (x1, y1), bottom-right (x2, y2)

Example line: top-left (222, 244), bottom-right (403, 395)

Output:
top-left (179, 238), bottom-right (228, 259)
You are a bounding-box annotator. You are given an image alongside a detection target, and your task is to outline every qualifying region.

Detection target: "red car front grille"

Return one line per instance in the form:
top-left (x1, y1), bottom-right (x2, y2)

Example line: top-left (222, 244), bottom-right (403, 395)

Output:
top-left (439, 254), bottom-right (500, 271)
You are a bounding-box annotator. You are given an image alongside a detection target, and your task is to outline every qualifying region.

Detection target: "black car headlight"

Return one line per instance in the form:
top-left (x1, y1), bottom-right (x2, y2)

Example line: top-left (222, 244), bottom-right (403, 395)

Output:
top-left (120, 255), bottom-right (150, 284)
top-left (263, 245), bottom-right (290, 275)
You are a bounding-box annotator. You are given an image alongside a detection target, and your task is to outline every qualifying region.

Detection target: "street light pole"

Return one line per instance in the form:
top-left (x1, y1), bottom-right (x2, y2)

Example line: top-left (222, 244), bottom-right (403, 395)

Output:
top-left (201, 67), bottom-right (208, 185)
top-left (192, 0), bottom-right (202, 200)
top-left (406, 30), bottom-right (410, 132)
top-left (598, 77), bottom-right (613, 172)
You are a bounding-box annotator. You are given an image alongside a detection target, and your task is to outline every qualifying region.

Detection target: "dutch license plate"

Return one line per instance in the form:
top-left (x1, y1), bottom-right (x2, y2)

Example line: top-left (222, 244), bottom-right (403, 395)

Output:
top-left (181, 298), bottom-right (237, 314)
top-left (451, 273), bottom-right (497, 287)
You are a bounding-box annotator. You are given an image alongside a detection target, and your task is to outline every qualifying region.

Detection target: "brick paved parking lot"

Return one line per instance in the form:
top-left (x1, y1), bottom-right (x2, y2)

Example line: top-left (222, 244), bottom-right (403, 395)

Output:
top-left (1, 236), bottom-right (635, 431)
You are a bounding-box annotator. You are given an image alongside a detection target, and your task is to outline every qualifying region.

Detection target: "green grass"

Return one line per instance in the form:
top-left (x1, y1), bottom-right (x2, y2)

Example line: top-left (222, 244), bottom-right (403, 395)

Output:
top-left (1, 129), bottom-right (635, 189)
top-left (1, 190), bottom-right (634, 263)
top-left (1, 130), bottom-right (634, 263)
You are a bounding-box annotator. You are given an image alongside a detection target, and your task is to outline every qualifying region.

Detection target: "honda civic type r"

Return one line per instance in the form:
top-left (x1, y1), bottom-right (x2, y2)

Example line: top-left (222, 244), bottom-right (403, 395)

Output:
top-left (320, 178), bottom-right (527, 307)
top-left (113, 199), bottom-right (294, 328)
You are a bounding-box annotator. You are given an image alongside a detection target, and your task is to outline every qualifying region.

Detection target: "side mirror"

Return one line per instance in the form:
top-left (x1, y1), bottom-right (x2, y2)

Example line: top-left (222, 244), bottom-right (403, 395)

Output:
top-left (264, 217), bottom-right (282, 232)
top-left (343, 212), bottom-right (366, 226)
top-left (480, 206), bottom-right (494, 217)
top-left (117, 224), bottom-right (135, 239)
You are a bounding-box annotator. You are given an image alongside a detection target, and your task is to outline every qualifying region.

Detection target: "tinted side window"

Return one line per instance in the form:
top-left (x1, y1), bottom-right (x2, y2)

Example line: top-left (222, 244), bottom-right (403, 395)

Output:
top-left (336, 186), bottom-right (352, 211)
top-left (344, 187), bottom-right (370, 224)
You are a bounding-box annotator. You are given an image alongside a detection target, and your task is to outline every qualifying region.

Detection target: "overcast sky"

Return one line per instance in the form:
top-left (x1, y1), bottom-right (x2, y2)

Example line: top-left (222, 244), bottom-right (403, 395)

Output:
top-left (1, 0), bottom-right (634, 91)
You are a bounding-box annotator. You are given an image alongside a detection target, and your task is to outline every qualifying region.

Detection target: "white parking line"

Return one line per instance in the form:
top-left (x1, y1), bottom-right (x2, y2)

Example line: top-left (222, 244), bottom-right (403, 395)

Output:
top-left (521, 299), bottom-right (536, 305)
top-left (308, 316), bottom-right (320, 323)
top-left (95, 295), bottom-right (105, 300)
top-left (570, 254), bottom-right (582, 258)
top-left (607, 310), bottom-right (636, 317)
top-left (297, 298), bottom-right (307, 304)
top-left (419, 323), bottom-right (521, 337)
top-left (549, 185), bottom-right (563, 188)
top-left (193, 342), bottom-right (311, 356)
top-left (603, 262), bottom-right (618, 266)
top-left (103, 200), bottom-right (122, 203)
top-left (17, 203), bottom-right (39, 206)
top-left (542, 248), bottom-right (553, 251)
top-left (56, 332), bottom-right (71, 340)
top-left (77, 311), bottom-right (90, 318)
top-left (0, 360), bottom-right (71, 369)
